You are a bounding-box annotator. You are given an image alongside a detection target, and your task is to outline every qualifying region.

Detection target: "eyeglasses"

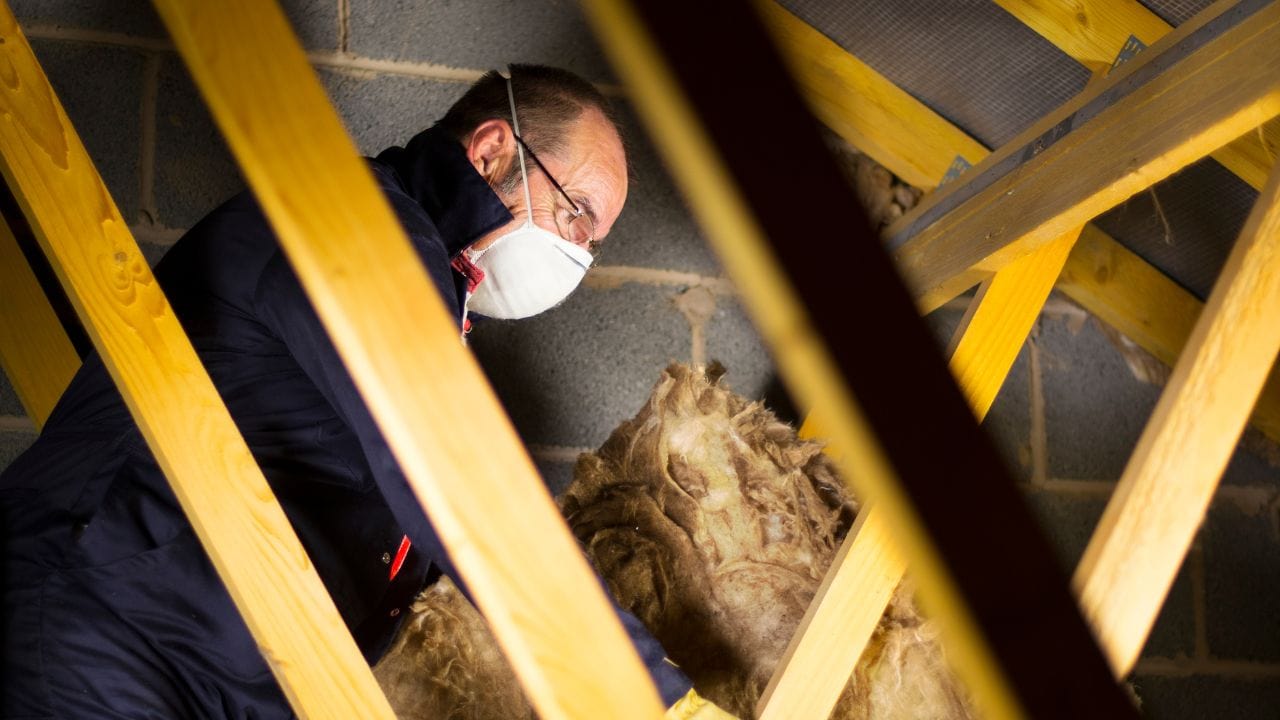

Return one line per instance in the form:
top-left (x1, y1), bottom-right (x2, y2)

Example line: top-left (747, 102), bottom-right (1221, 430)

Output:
top-left (511, 132), bottom-right (599, 254)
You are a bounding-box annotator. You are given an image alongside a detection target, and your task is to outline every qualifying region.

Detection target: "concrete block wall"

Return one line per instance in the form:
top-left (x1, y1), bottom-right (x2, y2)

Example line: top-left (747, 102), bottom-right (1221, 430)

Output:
top-left (932, 294), bottom-right (1280, 718)
top-left (0, 2), bottom-right (1277, 717)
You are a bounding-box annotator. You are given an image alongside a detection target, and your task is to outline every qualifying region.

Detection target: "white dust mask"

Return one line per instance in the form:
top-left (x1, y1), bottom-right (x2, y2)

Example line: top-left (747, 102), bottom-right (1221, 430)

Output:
top-left (466, 71), bottom-right (594, 320)
top-left (466, 221), bottom-right (592, 318)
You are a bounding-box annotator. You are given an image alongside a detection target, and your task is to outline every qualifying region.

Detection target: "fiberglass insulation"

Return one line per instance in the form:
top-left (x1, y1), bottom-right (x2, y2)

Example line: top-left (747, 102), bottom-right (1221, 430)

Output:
top-left (374, 364), bottom-right (973, 719)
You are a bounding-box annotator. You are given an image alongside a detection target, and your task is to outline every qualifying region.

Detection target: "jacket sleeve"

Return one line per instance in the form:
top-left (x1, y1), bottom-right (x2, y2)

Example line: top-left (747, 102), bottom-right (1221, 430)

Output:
top-left (251, 228), bottom-right (695, 701)
top-left (251, 232), bottom-right (466, 587)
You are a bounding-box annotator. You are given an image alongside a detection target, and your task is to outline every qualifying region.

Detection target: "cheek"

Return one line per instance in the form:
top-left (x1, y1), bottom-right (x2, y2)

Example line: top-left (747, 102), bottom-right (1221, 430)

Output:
top-left (529, 205), bottom-right (559, 231)
top-left (471, 217), bottom-right (522, 251)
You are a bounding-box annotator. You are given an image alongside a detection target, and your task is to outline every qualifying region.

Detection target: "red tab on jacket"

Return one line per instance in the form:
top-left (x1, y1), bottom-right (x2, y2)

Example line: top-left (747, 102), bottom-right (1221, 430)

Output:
top-left (388, 535), bottom-right (412, 581)
top-left (451, 253), bottom-right (486, 294)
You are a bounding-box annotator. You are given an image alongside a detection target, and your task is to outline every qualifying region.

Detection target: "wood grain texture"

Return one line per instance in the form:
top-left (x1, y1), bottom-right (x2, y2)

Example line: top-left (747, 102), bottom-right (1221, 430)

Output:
top-left (1058, 226), bottom-right (1280, 445)
top-left (756, 5), bottom-right (1280, 714)
top-left (0, 215), bottom-right (79, 426)
top-left (993, 0), bottom-right (1172, 74)
top-left (756, 503), bottom-right (904, 720)
top-left (892, 0), bottom-right (1280, 307)
top-left (759, 231), bottom-right (1076, 719)
top-left (1214, 118), bottom-right (1280, 192)
top-left (761, 0), bottom-right (1280, 449)
top-left (999, 0), bottom-right (1280, 445)
top-left (758, 0), bottom-right (987, 189)
top-left (754, 8), bottom-right (1116, 716)
top-left (0, 6), bottom-right (396, 718)
top-left (948, 230), bottom-right (1079, 420)
top-left (147, 1), bottom-right (666, 718)
top-left (579, 2), bottom-right (1108, 717)
top-left (995, 0), bottom-right (1279, 191)
top-left (1075, 165), bottom-right (1280, 676)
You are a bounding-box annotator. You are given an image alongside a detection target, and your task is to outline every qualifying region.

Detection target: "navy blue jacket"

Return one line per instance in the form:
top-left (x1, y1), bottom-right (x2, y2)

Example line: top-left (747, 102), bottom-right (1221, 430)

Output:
top-left (1, 127), bottom-right (508, 706)
top-left (1, 126), bottom-right (691, 718)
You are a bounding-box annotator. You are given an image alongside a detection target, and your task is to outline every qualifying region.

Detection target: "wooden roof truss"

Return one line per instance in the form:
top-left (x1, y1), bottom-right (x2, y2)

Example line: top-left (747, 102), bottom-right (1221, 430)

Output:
top-left (0, 0), bottom-right (1276, 718)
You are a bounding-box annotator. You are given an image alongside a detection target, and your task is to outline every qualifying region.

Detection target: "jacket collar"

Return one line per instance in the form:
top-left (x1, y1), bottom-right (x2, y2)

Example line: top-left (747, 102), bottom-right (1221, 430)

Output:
top-left (375, 126), bottom-right (513, 258)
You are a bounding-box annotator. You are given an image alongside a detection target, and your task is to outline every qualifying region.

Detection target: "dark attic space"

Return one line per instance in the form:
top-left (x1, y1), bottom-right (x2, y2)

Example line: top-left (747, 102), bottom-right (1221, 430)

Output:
top-left (1, 1), bottom-right (1278, 719)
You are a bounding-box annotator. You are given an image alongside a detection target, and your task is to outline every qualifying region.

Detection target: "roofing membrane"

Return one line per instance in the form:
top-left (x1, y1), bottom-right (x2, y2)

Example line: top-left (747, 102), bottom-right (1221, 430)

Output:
top-left (778, 0), bottom-right (1263, 301)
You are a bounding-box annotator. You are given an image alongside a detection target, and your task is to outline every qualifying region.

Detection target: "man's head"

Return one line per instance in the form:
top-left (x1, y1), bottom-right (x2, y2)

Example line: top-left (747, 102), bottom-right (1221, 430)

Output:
top-left (439, 64), bottom-right (628, 256)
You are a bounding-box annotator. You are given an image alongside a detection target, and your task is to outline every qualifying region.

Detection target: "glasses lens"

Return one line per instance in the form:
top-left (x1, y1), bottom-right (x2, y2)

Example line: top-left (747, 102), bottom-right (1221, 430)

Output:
top-left (564, 210), bottom-right (596, 252)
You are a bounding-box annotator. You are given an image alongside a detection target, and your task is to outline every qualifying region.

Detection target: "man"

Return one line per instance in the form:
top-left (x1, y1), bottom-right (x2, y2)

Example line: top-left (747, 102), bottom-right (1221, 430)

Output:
top-left (1, 64), bottom-right (729, 719)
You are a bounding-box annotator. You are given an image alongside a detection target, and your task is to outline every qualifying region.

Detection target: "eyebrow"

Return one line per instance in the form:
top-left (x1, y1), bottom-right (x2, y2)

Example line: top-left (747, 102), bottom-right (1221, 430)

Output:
top-left (577, 196), bottom-right (599, 228)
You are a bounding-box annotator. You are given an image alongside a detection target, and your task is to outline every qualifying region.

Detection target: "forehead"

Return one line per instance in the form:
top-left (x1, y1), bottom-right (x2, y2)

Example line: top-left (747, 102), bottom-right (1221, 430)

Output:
top-left (560, 108), bottom-right (628, 232)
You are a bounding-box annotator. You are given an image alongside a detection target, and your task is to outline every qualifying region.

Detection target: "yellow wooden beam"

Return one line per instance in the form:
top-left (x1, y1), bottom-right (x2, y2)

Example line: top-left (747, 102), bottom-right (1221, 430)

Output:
top-left (1184, 93), bottom-right (1278, 195)
top-left (992, 0), bottom-right (1176, 74)
top-left (994, 0), bottom-right (1280, 191)
top-left (0, 5), bottom-right (396, 718)
top-left (758, 5), bottom-right (1280, 715)
top-left (757, 499), bottom-right (903, 720)
top-left (1057, 226), bottom-right (1280, 445)
top-left (760, 7), bottom-right (1280, 443)
top-left (758, 228), bottom-right (1079, 720)
top-left (0, 215), bottom-right (79, 427)
top-left (582, 1), bottom-right (1139, 718)
top-left (1057, 225), bottom-right (1201, 370)
top-left (890, 0), bottom-right (1280, 308)
top-left (1076, 165), bottom-right (1280, 676)
top-left (756, 5), bottom-right (1158, 715)
top-left (757, 0), bottom-right (987, 190)
top-left (1231, 121), bottom-right (1280, 191)
top-left (946, 232), bottom-right (1077, 418)
top-left (147, 1), bottom-right (666, 718)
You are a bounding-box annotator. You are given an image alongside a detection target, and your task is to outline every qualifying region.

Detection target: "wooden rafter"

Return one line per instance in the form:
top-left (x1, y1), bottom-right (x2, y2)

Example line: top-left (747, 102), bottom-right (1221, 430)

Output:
top-left (147, 1), bottom-right (667, 718)
top-left (757, 228), bottom-right (1079, 720)
top-left (1057, 226), bottom-right (1280, 443)
top-left (0, 215), bottom-right (78, 427)
top-left (887, 0), bottom-right (1280, 310)
top-left (993, 0), bottom-right (1177, 75)
top-left (996, 0), bottom-right (1280, 442)
top-left (758, 492), bottom-right (903, 720)
top-left (995, 0), bottom-right (1280, 191)
top-left (755, 0), bottom-right (987, 190)
top-left (758, 2), bottom-right (1280, 715)
top-left (761, 0), bottom-right (1280, 448)
top-left (1077, 163), bottom-right (1280, 676)
top-left (0, 4), bottom-right (397, 717)
top-left (580, 0), bottom-right (1138, 717)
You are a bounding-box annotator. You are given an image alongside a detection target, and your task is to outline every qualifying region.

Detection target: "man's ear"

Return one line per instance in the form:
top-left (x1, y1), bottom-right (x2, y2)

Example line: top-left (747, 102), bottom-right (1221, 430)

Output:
top-left (465, 119), bottom-right (515, 185)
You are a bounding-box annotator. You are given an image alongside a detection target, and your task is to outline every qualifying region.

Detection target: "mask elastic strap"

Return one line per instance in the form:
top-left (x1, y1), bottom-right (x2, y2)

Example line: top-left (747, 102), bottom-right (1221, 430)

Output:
top-left (503, 69), bottom-right (536, 227)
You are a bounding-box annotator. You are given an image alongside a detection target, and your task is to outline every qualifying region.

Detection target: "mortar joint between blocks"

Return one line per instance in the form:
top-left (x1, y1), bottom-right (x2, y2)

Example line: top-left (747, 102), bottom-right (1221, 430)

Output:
top-left (138, 52), bottom-right (161, 228)
top-left (1028, 321), bottom-right (1048, 485)
top-left (337, 0), bottom-right (351, 54)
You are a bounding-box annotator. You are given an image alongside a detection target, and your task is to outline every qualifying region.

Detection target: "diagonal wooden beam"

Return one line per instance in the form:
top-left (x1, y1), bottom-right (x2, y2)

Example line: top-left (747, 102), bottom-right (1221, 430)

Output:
top-left (758, 493), bottom-right (903, 720)
top-left (995, 0), bottom-right (1280, 190)
top-left (762, 1), bottom-right (1280, 452)
top-left (1057, 226), bottom-right (1280, 443)
top-left (1077, 163), bottom-right (1280, 676)
top-left (581, 0), bottom-right (1139, 717)
top-left (994, 0), bottom-right (1279, 191)
top-left (0, 4), bottom-right (397, 717)
top-left (755, 8), bottom-right (1128, 718)
top-left (946, 233), bottom-right (1079, 418)
top-left (759, 3), bottom-right (1280, 715)
top-left (758, 229), bottom-right (1080, 720)
top-left (0, 214), bottom-right (79, 427)
top-left (148, 1), bottom-right (667, 718)
top-left (887, 0), bottom-right (1280, 310)
top-left (995, 1), bottom-right (1280, 449)
top-left (992, 0), bottom-right (1174, 74)
top-left (756, 0), bottom-right (988, 190)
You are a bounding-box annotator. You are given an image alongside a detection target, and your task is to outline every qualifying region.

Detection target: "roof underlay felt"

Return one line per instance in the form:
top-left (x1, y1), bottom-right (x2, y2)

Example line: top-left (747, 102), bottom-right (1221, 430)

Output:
top-left (778, 0), bottom-right (1260, 301)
